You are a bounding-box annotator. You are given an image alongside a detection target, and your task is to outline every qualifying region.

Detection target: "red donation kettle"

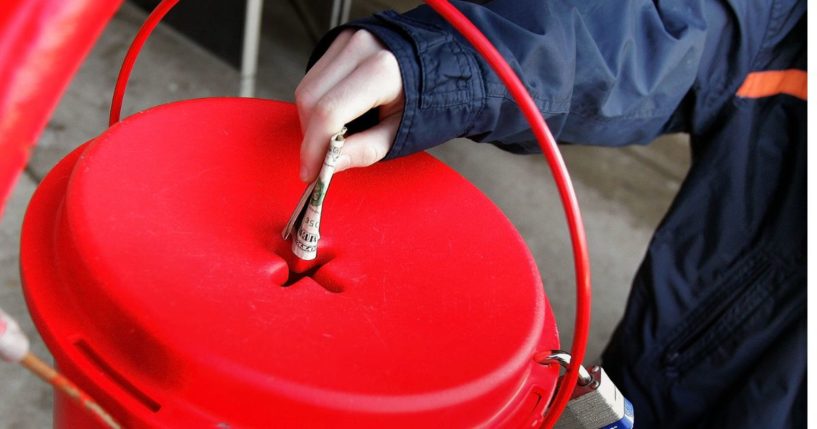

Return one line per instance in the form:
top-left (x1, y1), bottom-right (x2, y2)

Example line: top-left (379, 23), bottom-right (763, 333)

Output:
top-left (20, 97), bottom-right (562, 428)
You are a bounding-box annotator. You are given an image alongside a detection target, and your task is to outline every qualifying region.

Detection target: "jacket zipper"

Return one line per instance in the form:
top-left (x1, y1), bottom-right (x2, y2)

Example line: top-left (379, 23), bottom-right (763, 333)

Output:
top-left (661, 252), bottom-right (773, 376)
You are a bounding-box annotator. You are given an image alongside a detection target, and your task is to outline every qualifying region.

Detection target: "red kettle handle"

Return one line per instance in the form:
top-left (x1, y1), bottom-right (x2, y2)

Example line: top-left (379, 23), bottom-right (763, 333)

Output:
top-left (109, 0), bottom-right (179, 126)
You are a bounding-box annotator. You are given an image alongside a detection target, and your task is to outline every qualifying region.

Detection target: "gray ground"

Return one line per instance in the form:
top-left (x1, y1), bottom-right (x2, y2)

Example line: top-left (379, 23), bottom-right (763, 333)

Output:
top-left (0, 2), bottom-right (689, 426)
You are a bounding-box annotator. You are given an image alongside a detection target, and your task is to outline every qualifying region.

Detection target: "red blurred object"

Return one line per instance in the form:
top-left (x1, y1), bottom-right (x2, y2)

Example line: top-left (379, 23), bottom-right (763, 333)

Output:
top-left (21, 98), bottom-right (560, 427)
top-left (0, 0), bottom-right (121, 216)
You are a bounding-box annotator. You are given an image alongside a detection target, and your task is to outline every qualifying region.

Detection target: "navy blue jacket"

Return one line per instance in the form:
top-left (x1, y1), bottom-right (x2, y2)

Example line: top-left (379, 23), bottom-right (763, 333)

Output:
top-left (310, 1), bottom-right (806, 427)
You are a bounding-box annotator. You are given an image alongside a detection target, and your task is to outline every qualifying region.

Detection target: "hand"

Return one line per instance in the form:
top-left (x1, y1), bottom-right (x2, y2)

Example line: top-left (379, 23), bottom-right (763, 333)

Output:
top-left (295, 29), bottom-right (404, 182)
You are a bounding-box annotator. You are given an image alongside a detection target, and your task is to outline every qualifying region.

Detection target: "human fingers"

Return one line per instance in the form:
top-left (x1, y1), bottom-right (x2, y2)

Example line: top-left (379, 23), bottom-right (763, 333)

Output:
top-left (299, 49), bottom-right (402, 181)
top-left (296, 30), bottom-right (386, 135)
top-left (301, 30), bottom-right (354, 82)
top-left (333, 113), bottom-right (400, 172)
top-left (296, 30), bottom-right (354, 134)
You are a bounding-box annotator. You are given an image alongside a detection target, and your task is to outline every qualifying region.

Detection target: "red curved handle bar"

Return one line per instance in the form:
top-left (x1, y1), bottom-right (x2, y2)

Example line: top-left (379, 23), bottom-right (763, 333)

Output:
top-left (423, 1), bottom-right (592, 427)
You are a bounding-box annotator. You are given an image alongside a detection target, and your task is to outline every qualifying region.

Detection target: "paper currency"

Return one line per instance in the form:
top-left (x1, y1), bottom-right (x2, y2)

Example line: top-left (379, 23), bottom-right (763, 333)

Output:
top-left (283, 128), bottom-right (346, 260)
top-left (282, 181), bottom-right (315, 241)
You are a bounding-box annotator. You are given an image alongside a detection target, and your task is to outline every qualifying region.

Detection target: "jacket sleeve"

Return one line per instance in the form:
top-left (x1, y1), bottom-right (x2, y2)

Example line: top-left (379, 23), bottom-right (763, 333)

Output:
top-left (308, 0), bottom-right (716, 157)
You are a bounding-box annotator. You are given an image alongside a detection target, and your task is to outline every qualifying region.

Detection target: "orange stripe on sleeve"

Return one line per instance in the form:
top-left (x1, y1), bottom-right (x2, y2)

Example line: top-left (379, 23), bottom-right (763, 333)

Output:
top-left (736, 69), bottom-right (807, 100)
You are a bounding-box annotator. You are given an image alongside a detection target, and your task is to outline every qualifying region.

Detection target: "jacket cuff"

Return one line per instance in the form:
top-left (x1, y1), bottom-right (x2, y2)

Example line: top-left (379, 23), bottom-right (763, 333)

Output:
top-left (308, 9), bottom-right (485, 159)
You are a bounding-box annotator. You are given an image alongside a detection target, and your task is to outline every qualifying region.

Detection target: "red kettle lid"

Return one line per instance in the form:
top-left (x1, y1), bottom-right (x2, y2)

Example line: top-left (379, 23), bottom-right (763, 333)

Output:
top-left (21, 98), bottom-right (559, 427)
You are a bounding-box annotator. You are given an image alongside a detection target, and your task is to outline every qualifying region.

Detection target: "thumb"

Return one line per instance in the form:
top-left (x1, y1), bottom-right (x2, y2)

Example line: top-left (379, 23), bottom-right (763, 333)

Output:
top-left (335, 114), bottom-right (400, 172)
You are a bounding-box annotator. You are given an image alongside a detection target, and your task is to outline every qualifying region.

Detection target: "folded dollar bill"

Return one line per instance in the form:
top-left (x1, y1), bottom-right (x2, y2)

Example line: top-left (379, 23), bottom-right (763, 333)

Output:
top-left (282, 128), bottom-right (346, 260)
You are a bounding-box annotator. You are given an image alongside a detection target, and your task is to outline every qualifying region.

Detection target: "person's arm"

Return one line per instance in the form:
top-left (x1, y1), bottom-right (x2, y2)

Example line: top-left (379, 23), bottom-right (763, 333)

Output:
top-left (295, 0), bottom-right (750, 180)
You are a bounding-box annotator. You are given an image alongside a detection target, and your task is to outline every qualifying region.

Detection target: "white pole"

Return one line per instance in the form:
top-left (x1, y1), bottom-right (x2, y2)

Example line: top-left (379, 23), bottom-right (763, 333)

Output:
top-left (240, 0), bottom-right (264, 97)
top-left (340, 0), bottom-right (352, 25)
top-left (330, 0), bottom-right (342, 29)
